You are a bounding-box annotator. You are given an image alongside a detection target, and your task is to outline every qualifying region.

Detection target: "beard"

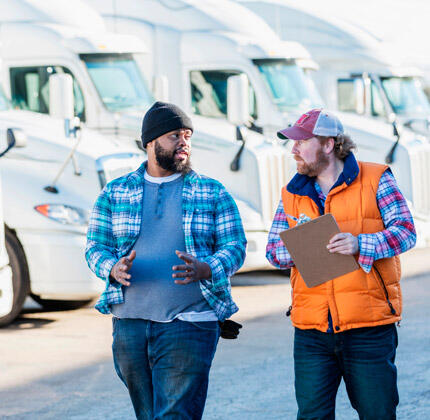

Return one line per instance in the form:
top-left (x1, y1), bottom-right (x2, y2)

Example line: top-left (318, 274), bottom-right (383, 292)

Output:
top-left (295, 148), bottom-right (329, 177)
top-left (154, 140), bottom-right (192, 174)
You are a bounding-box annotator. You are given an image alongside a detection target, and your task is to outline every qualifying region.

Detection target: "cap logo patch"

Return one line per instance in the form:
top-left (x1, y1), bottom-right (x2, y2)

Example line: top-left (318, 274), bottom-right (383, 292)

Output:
top-left (296, 113), bottom-right (310, 126)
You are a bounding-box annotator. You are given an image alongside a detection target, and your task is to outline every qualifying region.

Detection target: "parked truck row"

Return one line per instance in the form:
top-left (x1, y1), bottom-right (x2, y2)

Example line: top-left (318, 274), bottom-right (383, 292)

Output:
top-left (88, 0), bottom-right (430, 237)
top-left (0, 0), bottom-right (429, 326)
top-left (237, 0), bottom-right (430, 136)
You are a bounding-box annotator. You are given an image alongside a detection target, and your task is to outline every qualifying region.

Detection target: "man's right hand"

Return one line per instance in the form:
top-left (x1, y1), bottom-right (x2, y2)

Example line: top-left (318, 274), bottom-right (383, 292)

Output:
top-left (110, 250), bottom-right (136, 286)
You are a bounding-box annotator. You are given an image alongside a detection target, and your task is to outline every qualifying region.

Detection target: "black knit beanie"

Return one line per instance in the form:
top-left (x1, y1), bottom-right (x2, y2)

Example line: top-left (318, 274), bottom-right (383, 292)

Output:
top-left (141, 101), bottom-right (194, 148)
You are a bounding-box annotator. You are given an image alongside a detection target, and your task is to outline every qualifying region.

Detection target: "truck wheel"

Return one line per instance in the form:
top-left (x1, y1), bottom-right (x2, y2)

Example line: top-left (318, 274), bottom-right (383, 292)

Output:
top-left (30, 295), bottom-right (93, 311)
top-left (0, 229), bottom-right (30, 327)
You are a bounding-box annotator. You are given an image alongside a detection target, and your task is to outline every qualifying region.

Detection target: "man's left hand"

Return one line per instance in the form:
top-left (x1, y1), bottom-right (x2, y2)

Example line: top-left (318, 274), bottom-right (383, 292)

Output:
top-left (327, 233), bottom-right (359, 255)
top-left (172, 251), bottom-right (212, 284)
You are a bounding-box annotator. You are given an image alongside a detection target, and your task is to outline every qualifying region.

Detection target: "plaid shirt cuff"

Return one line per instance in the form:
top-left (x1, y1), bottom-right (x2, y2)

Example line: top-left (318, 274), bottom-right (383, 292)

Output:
top-left (357, 233), bottom-right (379, 273)
top-left (201, 255), bottom-right (238, 321)
top-left (266, 199), bottom-right (295, 269)
top-left (202, 255), bottom-right (223, 289)
top-left (98, 256), bottom-right (118, 283)
top-left (268, 240), bottom-right (295, 269)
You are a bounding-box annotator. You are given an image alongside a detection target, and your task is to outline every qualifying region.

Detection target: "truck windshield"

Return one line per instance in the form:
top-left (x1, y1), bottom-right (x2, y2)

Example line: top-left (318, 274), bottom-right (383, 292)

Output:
top-left (381, 77), bottom-right (430, 116)
top-left (81, 53), bottom-right (153, 112)
top-left (0, 87), bottom-right (10, 111)
top-left (254, 59), bottom-right (323, 112)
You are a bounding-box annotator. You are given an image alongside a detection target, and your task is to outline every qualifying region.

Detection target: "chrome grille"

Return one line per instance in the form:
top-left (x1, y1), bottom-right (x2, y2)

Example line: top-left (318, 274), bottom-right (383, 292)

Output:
top-left (411, 148), bottom-right (430, 216)
top-left (96, 153), bottom-right (142, 189)
top-left (261, 147), bottom-right (292, 226)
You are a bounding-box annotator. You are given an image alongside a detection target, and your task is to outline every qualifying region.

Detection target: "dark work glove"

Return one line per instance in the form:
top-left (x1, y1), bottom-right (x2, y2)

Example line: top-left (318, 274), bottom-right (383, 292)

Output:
top-left (218, 319), bottom-right (243, 339)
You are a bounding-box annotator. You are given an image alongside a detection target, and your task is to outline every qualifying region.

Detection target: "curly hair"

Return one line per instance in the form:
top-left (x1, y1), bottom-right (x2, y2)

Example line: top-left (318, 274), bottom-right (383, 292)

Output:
top-left (317, 134), bottom-right (356, 160)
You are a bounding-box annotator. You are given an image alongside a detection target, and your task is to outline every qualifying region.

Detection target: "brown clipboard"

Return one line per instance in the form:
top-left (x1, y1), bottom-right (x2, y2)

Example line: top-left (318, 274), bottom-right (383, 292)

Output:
top-left (279, 213), bottom-right (359, 288)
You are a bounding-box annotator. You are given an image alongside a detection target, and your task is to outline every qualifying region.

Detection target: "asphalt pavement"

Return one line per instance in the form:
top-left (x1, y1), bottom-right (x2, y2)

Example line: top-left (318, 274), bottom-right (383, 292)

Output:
top-left (1, 269), bottom-right (429, 419)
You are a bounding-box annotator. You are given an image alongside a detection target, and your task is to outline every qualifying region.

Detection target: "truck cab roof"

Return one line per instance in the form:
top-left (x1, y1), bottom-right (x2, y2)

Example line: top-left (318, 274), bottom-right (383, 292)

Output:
top-left (0, 0), bottom-right (105, 31)
top-left (0, 22), bottom-right (146, 59)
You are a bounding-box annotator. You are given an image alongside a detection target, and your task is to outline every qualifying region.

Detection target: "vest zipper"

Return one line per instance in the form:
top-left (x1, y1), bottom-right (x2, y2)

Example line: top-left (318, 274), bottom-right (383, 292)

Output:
top-left (286, 305), bottom-right (292, 317)
top-left (374, 266), bottom-right (396, 315)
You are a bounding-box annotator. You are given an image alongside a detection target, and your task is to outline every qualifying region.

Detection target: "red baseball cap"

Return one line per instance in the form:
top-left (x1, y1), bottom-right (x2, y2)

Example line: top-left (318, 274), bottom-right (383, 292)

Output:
top-left (277, 109), bottom-right (344, 140)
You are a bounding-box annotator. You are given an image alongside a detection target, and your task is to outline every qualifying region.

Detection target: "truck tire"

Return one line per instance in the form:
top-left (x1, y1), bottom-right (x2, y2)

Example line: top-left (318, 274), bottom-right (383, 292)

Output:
top-left (0, 229), bottom-right (30, 327)
top-left (30, 295), bottom-right (93, 311)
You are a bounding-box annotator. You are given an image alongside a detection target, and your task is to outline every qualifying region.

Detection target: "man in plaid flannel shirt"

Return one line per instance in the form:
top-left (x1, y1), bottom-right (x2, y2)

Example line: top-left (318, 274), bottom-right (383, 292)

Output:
top-left (86, 102), bottom-right (246, 419)
top-left (266, 109), bottom-right (416, 420)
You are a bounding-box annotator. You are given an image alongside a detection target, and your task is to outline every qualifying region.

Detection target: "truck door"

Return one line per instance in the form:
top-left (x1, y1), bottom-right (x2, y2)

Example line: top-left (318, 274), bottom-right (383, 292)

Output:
top-left (337, 77), bottom-right (387, 119)
top-left (189, 70), bottom-right (258, 123)
top-left (9, 66), bottom-right (86, 121)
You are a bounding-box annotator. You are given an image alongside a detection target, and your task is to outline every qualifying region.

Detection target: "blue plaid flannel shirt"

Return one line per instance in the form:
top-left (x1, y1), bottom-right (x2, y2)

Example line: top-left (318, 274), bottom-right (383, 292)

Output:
top-left (85, 162), bottom-right (246, 321)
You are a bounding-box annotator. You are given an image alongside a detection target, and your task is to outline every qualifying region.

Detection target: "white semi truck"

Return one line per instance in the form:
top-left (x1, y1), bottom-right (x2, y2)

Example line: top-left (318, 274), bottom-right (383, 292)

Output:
top-left (0, 0), bottom-right (296, 271)
top-left (236, 0), bottom-right (430, 137)
top-left (0, 70), bottom-right (142, 326)
top-left (86, 0), bottom-right (430, 246)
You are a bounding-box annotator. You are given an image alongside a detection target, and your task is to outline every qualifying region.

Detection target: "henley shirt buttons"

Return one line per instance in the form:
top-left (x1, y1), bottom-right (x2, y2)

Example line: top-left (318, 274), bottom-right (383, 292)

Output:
top-left (156, 186), bottom-right (163, 218)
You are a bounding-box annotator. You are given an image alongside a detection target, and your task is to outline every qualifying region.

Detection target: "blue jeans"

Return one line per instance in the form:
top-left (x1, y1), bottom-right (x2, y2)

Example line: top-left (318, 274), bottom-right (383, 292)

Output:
top-left (112, 318), bottom-right (220, 420)
top-left (294, 324), bottom-right (398, 420)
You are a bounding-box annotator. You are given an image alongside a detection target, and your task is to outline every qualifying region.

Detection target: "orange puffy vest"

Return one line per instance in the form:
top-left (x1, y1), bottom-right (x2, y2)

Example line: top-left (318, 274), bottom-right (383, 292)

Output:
top-left (282, 161), bottom-right (401, 333)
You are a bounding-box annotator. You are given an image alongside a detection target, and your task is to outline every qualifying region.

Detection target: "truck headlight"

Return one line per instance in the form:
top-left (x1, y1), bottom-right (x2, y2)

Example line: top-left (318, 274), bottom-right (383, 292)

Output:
top-left (35, 204), bottom-right (89, 226)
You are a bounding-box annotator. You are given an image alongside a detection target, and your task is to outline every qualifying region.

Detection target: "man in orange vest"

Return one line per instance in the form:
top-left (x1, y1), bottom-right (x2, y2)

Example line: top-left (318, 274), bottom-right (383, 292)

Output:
top-left (266, 109), bottom-right (416, 420)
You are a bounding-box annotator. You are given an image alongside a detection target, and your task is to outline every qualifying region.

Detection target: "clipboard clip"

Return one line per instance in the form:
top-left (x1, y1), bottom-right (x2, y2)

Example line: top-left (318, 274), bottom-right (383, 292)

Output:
top-left (286, 213), bottom-right (312, 226)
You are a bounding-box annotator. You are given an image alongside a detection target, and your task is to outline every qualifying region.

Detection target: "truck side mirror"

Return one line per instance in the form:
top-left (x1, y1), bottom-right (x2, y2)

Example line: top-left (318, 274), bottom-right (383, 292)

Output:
top-left (337, 79), bottom-right (365, 115)
top-left (49, 74), bottom-right (79, 138)
top-left (49, 74), bottom-right (74, 120)
top-left (153, 75), bottom-right (169, 102)
top-left (227, 74), bottom-right (250, 127)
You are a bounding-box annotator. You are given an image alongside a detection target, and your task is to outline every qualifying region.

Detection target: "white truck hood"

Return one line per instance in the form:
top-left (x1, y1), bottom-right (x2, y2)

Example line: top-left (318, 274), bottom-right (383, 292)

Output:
top-left (0, 110), bottom-right (141, 160)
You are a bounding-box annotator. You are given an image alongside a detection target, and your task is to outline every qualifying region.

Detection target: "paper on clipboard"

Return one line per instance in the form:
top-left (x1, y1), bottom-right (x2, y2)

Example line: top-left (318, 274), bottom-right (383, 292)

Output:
top-left (279, 214), bottom-right (359, 288)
